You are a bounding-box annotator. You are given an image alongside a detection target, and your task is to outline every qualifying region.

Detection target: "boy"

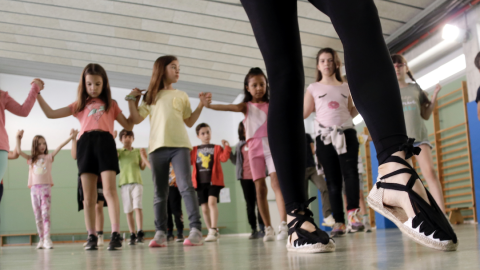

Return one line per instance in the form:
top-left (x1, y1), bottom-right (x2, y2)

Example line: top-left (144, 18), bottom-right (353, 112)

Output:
top-left (191, 123), bottom-right (231, 242)
top-left (116, 129), bottom-right (146, 245)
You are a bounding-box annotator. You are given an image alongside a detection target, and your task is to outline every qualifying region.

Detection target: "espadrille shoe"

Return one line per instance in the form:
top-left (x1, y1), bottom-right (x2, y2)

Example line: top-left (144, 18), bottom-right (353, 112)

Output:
top-left (367, 140), bottom-right (458, 251)
top-left (286, 197), bottom-right (336, 253)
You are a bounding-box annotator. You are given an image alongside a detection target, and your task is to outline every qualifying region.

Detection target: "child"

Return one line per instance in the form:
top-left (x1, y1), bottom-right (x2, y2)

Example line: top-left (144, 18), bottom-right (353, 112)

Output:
top-left (230, 121), bottom-right (265, 239)
top-left (127, 55), bottom-right (209, 247)
top-left (36, 63), bottom-right (133, 250)
top-left (71, 129), bottom-right (108, 247)
top-left (0, 78), bottom-right (43, 181)
top-left (202, 67), bottom-right (288, 242)
top-left (191, 123), bottom-right (231, 242)
top-left (303, 48), bottom-right (364, 237)
top-left (116, 129), bottom-right (146, 245)
top-left (16, 129), bottom-right (74, 249)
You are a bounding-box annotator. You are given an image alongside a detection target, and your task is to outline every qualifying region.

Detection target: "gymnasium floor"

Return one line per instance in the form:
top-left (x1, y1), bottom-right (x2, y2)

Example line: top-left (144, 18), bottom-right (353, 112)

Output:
top-left (1, 225), bottom-right (479, 270)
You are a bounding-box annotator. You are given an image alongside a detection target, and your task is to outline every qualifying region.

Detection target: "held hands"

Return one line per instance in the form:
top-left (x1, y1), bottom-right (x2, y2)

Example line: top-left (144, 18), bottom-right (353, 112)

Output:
top-left (221, 140), bottom-right (229, 147)
top-left (70, 129), bottom-right (79, 139)
top-left (31, 78), bottom-right (45, 91)
top-left (199, 92), bottom-right (212, 108)
top-left (433, 84), bottom-right (442, 95)
top-left (129, 88), bottom-right (145, 98)
top-left (140, 148), bottom-right (148, 159)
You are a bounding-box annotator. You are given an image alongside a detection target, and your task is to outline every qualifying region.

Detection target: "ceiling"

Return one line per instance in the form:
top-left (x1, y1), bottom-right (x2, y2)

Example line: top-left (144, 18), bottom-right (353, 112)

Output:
top-left (0, 0), bottom-right (436, 101)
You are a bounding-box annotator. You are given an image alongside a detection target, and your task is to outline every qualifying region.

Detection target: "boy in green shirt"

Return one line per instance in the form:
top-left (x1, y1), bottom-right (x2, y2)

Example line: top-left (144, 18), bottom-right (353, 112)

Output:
top-left (116, 129), bottom-right (146, 245)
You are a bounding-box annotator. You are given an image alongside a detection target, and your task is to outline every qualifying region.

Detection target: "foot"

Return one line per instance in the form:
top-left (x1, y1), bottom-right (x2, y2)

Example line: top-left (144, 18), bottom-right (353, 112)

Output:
top-left (249, 230), bottom-right (260, 239)
top-left (263, 226), bottom-right (275, 242)
top-left (136, 230), bottom-right (145, 244)
top-left (84, 234), bottom-right (98, 250)
top-left (257, 230), bottom-right (265, 238)
top-left (167, 234), bottom-right (175, 242)
top-left (330, 223), bottom-right (346, 238)
top-left (205, 228), bottom-right (219, 242)
top-left (347, 209), bottom-right (365, 233)
top-left (286, 198), bottom-right (335, 253)
top-left (43, 237), bottom-right (54, 249)
top-left (322, 214), bottom-right (335, 227)
top-left (363, 215), bottom-right (372, 233)
top-left (108, 232), bottom-right (123, 250)
top-left (97, 234), bottom-right (104, 247)
top-left (36, 239), bottom-right (44, 249)
top-left (129, 233), bottom-right (137, 245)
top-left (175, 234), bottom-right (185, 242)
top-left (276, 221), bottom-right (288, 240)
top-left (149, 231), bottom-right (167, 247)
top-left (183, 228), bottom-right (203, 246)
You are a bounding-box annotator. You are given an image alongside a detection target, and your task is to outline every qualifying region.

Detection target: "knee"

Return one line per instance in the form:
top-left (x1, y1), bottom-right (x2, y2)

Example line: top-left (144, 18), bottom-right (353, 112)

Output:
top-left (257, 185), bottom-right (268, 198)
top-left (208, 199), bottom-right (217, 209)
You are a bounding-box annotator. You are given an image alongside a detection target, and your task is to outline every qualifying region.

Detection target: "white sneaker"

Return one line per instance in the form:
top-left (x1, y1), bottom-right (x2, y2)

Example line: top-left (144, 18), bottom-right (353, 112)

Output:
top-left (263, 226), bottom-right (275, 242)
top-left (204, 228), bottom-right (219, 242)
top-left (276, 221), bottom-right (288, 240)
top-left (36, 239), bottom-right (44, 249)
top-left (97, 234), bottom-right (104, 247)
top-left (43, 237), bottom-right (54, 249)
top-left (322, 214), bottom-right (335, 227)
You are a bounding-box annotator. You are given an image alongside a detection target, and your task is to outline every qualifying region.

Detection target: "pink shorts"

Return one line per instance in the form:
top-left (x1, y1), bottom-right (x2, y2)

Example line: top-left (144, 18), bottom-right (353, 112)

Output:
top-left (247, 137), bottom-right (276, 181)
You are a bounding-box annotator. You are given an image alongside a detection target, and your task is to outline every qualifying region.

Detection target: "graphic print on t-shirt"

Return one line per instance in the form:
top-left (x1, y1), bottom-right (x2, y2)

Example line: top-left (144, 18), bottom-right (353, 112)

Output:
top-left (86, 99), bottom-right (105, 121)
top-left (33, 158), bottom-right (47, 175)
top-left (196, 145), bottom-right (215, 183)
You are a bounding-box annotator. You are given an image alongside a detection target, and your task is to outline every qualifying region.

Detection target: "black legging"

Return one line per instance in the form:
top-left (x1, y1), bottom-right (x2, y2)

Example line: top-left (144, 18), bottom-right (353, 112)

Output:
top-left (316, 130), bottom-right (359, 223)
top-left (240, 179), bottom-right (264, 231)
top-left (240, 0), bottom-right (407, 211)
top-left (167, 186), bottom-right (184, 235)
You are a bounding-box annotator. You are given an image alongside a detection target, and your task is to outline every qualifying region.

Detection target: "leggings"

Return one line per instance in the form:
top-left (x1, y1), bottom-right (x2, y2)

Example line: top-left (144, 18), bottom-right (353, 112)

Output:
top-left (239, 179), bottom-right (265, 231)
top-left (167, 186), bottom-right (184, 236)
top-left (316, 130), bottom-right (359, 223)
top-left (31, 184), bottom-right (52, 239)
top-left (240, 0), bottom-right (407, 211)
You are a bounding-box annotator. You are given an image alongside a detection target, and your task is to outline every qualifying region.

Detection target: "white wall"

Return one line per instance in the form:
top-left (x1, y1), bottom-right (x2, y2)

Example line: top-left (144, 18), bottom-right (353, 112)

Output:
top-left (0, 73), bottom-right (244, 151)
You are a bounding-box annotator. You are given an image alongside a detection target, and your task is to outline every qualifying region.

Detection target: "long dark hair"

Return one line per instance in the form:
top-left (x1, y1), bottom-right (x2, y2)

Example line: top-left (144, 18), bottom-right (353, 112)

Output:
top-left (391, 54), bottom-right (431, 106)
top-left (316, 48), bottom-right (343, 82)
top-left (242, 67), bottom-right (270, 103)
top-left (75, 64), bottom-right (112, 114)
top-left (31, 135), bottom-right (48, 165)
top-left (144, 55), bottom-right (178, 105)
top-left (238, 121), bottom-right (245, 141)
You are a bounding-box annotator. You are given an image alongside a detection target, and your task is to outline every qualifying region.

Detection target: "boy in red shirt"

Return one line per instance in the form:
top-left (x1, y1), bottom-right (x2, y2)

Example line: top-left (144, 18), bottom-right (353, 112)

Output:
top-left (191, 123), bottom-right (231, 242)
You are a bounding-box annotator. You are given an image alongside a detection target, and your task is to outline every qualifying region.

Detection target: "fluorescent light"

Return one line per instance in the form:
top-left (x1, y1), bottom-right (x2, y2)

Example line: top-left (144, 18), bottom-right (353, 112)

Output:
top-left (408, 40), bottom-right (454, 68)
top-left (442, 24), bottom-right (460, 41)
top-left (416, 54), bottom-right (466, 89)
top-left (353, 114), bottom-right (364, 125)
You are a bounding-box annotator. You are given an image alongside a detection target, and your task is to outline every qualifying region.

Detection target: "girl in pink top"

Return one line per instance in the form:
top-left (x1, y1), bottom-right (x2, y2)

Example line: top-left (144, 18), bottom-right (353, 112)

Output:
top-left (0, 79), bottom-right (43, 181)
top-left (36, 63), bottom-right (133, 251)
top-left (303, 48), bottom-right (363, 237)
top-left (203, 68), bottom-right (287, 242)
top-left (16, 129), bottom-right (74, 249)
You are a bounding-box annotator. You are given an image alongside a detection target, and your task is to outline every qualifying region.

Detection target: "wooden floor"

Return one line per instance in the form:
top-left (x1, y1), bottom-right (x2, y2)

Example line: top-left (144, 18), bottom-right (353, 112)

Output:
top-left (1, 224), bottom-right (479, 270)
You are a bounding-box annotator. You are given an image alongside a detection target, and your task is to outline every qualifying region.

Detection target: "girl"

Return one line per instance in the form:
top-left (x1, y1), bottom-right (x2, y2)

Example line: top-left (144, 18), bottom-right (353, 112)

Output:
top-left (304, 48), bottom-right (364, 237)
top-left (127, 55), bottom-right (208, 247)
top-left (71, 129), bottom-right (109, 247)
top-left (0, 79), bottom-right (43, 181)
top-left (392, 54), bottom-right (445, 212)
top-left (16, 129), bottom-right (74, 249)
top-left (230, 121), bottom-right (265, 239)
top-left (203, 67), bottom-right (288, 242)
top-left (239, 0), bottom-right (456, 253)
top-left (36, 63), bottom-right (133, 251)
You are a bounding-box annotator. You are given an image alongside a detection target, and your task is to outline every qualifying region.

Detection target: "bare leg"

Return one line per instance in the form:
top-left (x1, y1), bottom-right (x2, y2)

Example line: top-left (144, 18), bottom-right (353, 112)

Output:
top-left (208, 196), bottom-right (219, 228)
top-left (101, 170), bottom-right (121, 232)
top-left (416, 144), bottom-right (445, 212)
top-left (81, 173), bottom-right (98, 234)
top-left (95, 201), bottom-right (104, 232)
top-left (201, 203), bottom-right (211, 229)
top-left (269, 172), bottom-right (286, 222)
top-left (127, 212), bottom-right (135, 233)
top-left (135, 208), bottom-right (143, 231)
top-left (254, 178), bottom-right (271, 227)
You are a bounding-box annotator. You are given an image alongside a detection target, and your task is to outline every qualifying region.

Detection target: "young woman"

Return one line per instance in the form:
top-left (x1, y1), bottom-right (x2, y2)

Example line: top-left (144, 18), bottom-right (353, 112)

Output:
top-left (239, 0), bottom-right (457, 253)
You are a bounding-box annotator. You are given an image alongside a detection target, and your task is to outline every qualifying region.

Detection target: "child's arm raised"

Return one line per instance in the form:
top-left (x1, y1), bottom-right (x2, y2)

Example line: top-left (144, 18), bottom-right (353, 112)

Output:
top-left (140, 148), bottom-right (151, 170)
top-left (36, 94), bottom-right (72, 119)
top-left (204, 92), bottom-right (246, 114)
top-left (51, 130), bottom-right (75, 158)
top-left (183, 92), bottom-right (210, 128)
top-left (8, 149), bottom-right (19, 160)
top-left (16, 130), bottom-right (31, 160)
top-left (5, 79), bottom-right (43, 117)
top-left (70, 129), bottom-right (79, 160)
top-left (127, 88), bottom-right (146, 125)
top-left (219, 140), bottom-right (232, 162)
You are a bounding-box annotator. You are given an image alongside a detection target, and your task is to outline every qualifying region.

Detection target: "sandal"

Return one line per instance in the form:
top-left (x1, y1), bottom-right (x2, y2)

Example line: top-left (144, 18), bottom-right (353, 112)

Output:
top-left (286, 197), bottom-right (336, 253)
top-left (367, 139), bottom-right (458, 251)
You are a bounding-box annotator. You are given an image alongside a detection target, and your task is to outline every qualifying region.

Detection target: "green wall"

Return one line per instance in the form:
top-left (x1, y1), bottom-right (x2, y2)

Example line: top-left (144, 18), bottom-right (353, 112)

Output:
top-left (0, 149), bottom-right (255, 241)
